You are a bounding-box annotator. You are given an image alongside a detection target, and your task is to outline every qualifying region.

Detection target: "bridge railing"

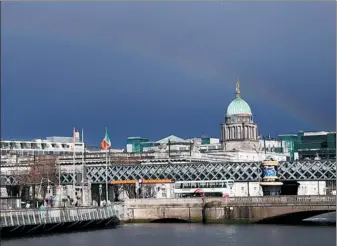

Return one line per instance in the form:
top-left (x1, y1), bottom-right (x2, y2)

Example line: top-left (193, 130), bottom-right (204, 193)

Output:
top-left (224, 195), bottom-right (336, 205)
top-left (126, 195), bottom-right (336, 207)
top-left (0, 203), bottom-right (125, 228)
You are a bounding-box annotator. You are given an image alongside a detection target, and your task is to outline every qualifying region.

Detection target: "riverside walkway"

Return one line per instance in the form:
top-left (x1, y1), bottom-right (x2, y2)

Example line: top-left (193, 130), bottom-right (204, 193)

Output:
top-left (0, 203), bottom-right (125, 238)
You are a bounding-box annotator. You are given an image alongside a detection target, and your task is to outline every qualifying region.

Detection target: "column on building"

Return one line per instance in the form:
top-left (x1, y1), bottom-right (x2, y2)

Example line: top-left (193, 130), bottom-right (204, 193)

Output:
top-left (232, 126), bottom-right (234, 140)
top-left (220, 125), bottom-right (225, 141)
top-left (236, 126), bottom-right (238, 139)
top-left (237, 125), bottom-right (240, 140)
top-left (224, 125), bottom-right (227, 141)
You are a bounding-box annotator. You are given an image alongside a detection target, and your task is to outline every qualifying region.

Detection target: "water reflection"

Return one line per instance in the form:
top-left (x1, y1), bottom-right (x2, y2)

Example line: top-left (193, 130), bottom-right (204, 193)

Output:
top-left (2, 223), bottom-right (335, 246)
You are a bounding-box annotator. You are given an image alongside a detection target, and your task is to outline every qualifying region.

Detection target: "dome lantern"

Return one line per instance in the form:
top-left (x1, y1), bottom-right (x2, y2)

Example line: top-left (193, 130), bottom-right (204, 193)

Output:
top-left (226, 79), bottom-right (252, 116)
top-left (235, 79), bottom-right (241, 99)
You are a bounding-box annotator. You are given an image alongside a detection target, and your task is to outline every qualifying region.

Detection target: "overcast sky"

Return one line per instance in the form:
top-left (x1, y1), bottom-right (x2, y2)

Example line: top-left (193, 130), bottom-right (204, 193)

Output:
top-left (2, 2), bottom-right (336, 147)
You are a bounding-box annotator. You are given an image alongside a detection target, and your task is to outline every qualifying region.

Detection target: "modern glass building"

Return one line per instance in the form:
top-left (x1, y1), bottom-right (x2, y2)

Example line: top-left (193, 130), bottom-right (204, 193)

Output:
top-left (279, 131), bottom-right (336, 160)
top-left (126, 137), bottom-right (150, 153)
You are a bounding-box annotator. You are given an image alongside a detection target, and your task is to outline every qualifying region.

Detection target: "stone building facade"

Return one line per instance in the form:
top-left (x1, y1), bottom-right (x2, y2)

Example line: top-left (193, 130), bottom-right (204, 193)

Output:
top-left (221, 79), bottom-right (259, 151)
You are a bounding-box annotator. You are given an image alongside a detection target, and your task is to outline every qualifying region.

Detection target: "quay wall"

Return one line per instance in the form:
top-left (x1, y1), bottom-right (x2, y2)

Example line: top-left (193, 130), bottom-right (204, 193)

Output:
top-left (124, 196), bottom-right (336, 224)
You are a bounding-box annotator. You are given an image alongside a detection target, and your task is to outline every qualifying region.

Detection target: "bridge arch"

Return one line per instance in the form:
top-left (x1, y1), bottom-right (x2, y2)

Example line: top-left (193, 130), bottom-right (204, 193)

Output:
top-left (150, 218), bottom-right (191, 223)
top-left (257, 210), bottom-right (335, 225)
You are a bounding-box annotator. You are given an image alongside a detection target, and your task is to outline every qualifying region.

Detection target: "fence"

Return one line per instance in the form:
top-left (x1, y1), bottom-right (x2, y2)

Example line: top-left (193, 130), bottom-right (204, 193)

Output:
top-left (0, 203), bottom-right (124, 228)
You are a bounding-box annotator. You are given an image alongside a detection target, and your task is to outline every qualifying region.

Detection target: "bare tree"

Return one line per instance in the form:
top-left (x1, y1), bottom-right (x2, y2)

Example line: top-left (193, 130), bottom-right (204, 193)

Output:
top-left (12, 155), bottom-right (57, 201)
top-left (142, 184), bottom-right (156, 198)
top-left (123, 184), bottom-right (136, 199)
top-left (28, 155), bottom-right (58, 184)
top-left (10, 155), bottom-right (57, 184)
top-left (111, 184), bottom-right (137, 201)
top-left (112, 185), bottom-right (122, 201)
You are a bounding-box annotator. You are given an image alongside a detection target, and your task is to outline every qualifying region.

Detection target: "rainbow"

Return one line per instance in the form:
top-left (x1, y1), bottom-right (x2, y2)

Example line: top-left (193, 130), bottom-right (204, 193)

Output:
top-left (5, 25), bottom-right (333, 131)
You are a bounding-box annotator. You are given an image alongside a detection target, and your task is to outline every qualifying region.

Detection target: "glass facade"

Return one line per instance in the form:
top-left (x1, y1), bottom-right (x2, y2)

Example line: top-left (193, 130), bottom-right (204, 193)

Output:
top-left (201, 137), bottom-right (211, 145)
top-left (280, 132), bottom-right (336, 160)
top-left (279, 134), bottom-right (297, 160)
top-left (127, 137), bottom-right (150, 153)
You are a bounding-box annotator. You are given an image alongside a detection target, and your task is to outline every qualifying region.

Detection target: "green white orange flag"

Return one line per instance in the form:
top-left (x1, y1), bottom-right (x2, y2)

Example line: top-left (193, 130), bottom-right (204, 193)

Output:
top-left (101, 128), bottom-right (111, 150)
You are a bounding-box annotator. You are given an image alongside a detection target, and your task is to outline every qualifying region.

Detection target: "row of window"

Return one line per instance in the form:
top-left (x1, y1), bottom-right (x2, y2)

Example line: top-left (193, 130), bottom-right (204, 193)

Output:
top-left (176, 192), bottom-right (223, 198)
top-left (0, 150), bottom-right (75, 156)
top-left (1, 143), bottom-right (76, 149)
top-left (175, 182), bottom-right (231, 189)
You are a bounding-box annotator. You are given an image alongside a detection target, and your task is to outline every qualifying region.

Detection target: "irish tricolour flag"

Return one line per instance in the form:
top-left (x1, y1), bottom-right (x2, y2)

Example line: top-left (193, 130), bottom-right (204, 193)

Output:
top-left (101, 128), bottom-right (111, 150)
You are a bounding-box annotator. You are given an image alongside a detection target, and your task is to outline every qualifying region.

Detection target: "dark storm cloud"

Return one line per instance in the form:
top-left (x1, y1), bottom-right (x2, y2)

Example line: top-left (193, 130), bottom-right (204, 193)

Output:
top-left (2, 2), bottom-right (335, 147)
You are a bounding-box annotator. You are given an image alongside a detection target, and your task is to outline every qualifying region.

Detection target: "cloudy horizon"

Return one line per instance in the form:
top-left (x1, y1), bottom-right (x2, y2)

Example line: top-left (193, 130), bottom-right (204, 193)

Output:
top-left (2, 2), bottom-right (336, 147)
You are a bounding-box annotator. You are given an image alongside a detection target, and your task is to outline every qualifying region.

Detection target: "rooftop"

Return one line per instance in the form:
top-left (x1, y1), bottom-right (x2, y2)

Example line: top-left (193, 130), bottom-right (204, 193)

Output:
top-left (156, 135), bottom-right (189, 144)
top-left (127, 136), bottom-right (149, 140)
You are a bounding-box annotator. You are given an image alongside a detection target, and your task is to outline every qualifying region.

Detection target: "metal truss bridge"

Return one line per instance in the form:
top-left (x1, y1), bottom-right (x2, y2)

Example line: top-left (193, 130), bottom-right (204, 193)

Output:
top-left (65, 160), bottom-right (336, 184)
top-left (1, 160), bottom-right (335, 185)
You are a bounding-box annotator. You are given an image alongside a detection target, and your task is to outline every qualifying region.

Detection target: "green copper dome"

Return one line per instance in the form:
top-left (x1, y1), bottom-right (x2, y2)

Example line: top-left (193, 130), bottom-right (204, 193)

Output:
top-left (226, 79), bottom-right (252, 116)
top-left (226, 97), bottom-right (252, 116)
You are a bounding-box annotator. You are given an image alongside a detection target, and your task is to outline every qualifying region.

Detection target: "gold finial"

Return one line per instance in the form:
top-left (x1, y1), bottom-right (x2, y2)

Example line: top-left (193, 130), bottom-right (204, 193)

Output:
top-left (236, 79), bottom-right (241, 98)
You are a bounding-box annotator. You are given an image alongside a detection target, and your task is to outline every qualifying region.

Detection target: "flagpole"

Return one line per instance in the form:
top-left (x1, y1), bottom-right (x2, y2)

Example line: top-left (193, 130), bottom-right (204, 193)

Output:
top-left (73, 127), bottom-right (76, 205)
top-left (58, 153), bottom-right (61, 186)
top-left (81, 128), bottom-right (85, 206)
top-left (58, 150), bottom-right (61, 208)
top-left (105, 127), bottom-right (109, 203)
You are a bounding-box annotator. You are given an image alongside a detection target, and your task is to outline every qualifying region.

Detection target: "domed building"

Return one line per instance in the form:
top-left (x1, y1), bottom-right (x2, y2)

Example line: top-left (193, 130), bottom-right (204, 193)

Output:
top-left (221, 79), bottom-right (259, 151)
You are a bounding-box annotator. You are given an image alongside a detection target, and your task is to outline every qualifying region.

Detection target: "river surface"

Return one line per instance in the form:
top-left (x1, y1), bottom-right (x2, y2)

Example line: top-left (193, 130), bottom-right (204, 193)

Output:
top-left (2, 223), bottom-right (336, 246)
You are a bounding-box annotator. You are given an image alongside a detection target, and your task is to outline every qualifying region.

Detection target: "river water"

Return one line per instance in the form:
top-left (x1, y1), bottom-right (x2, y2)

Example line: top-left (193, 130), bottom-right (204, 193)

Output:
top-left (2, 223), bottom-right (336, 246)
